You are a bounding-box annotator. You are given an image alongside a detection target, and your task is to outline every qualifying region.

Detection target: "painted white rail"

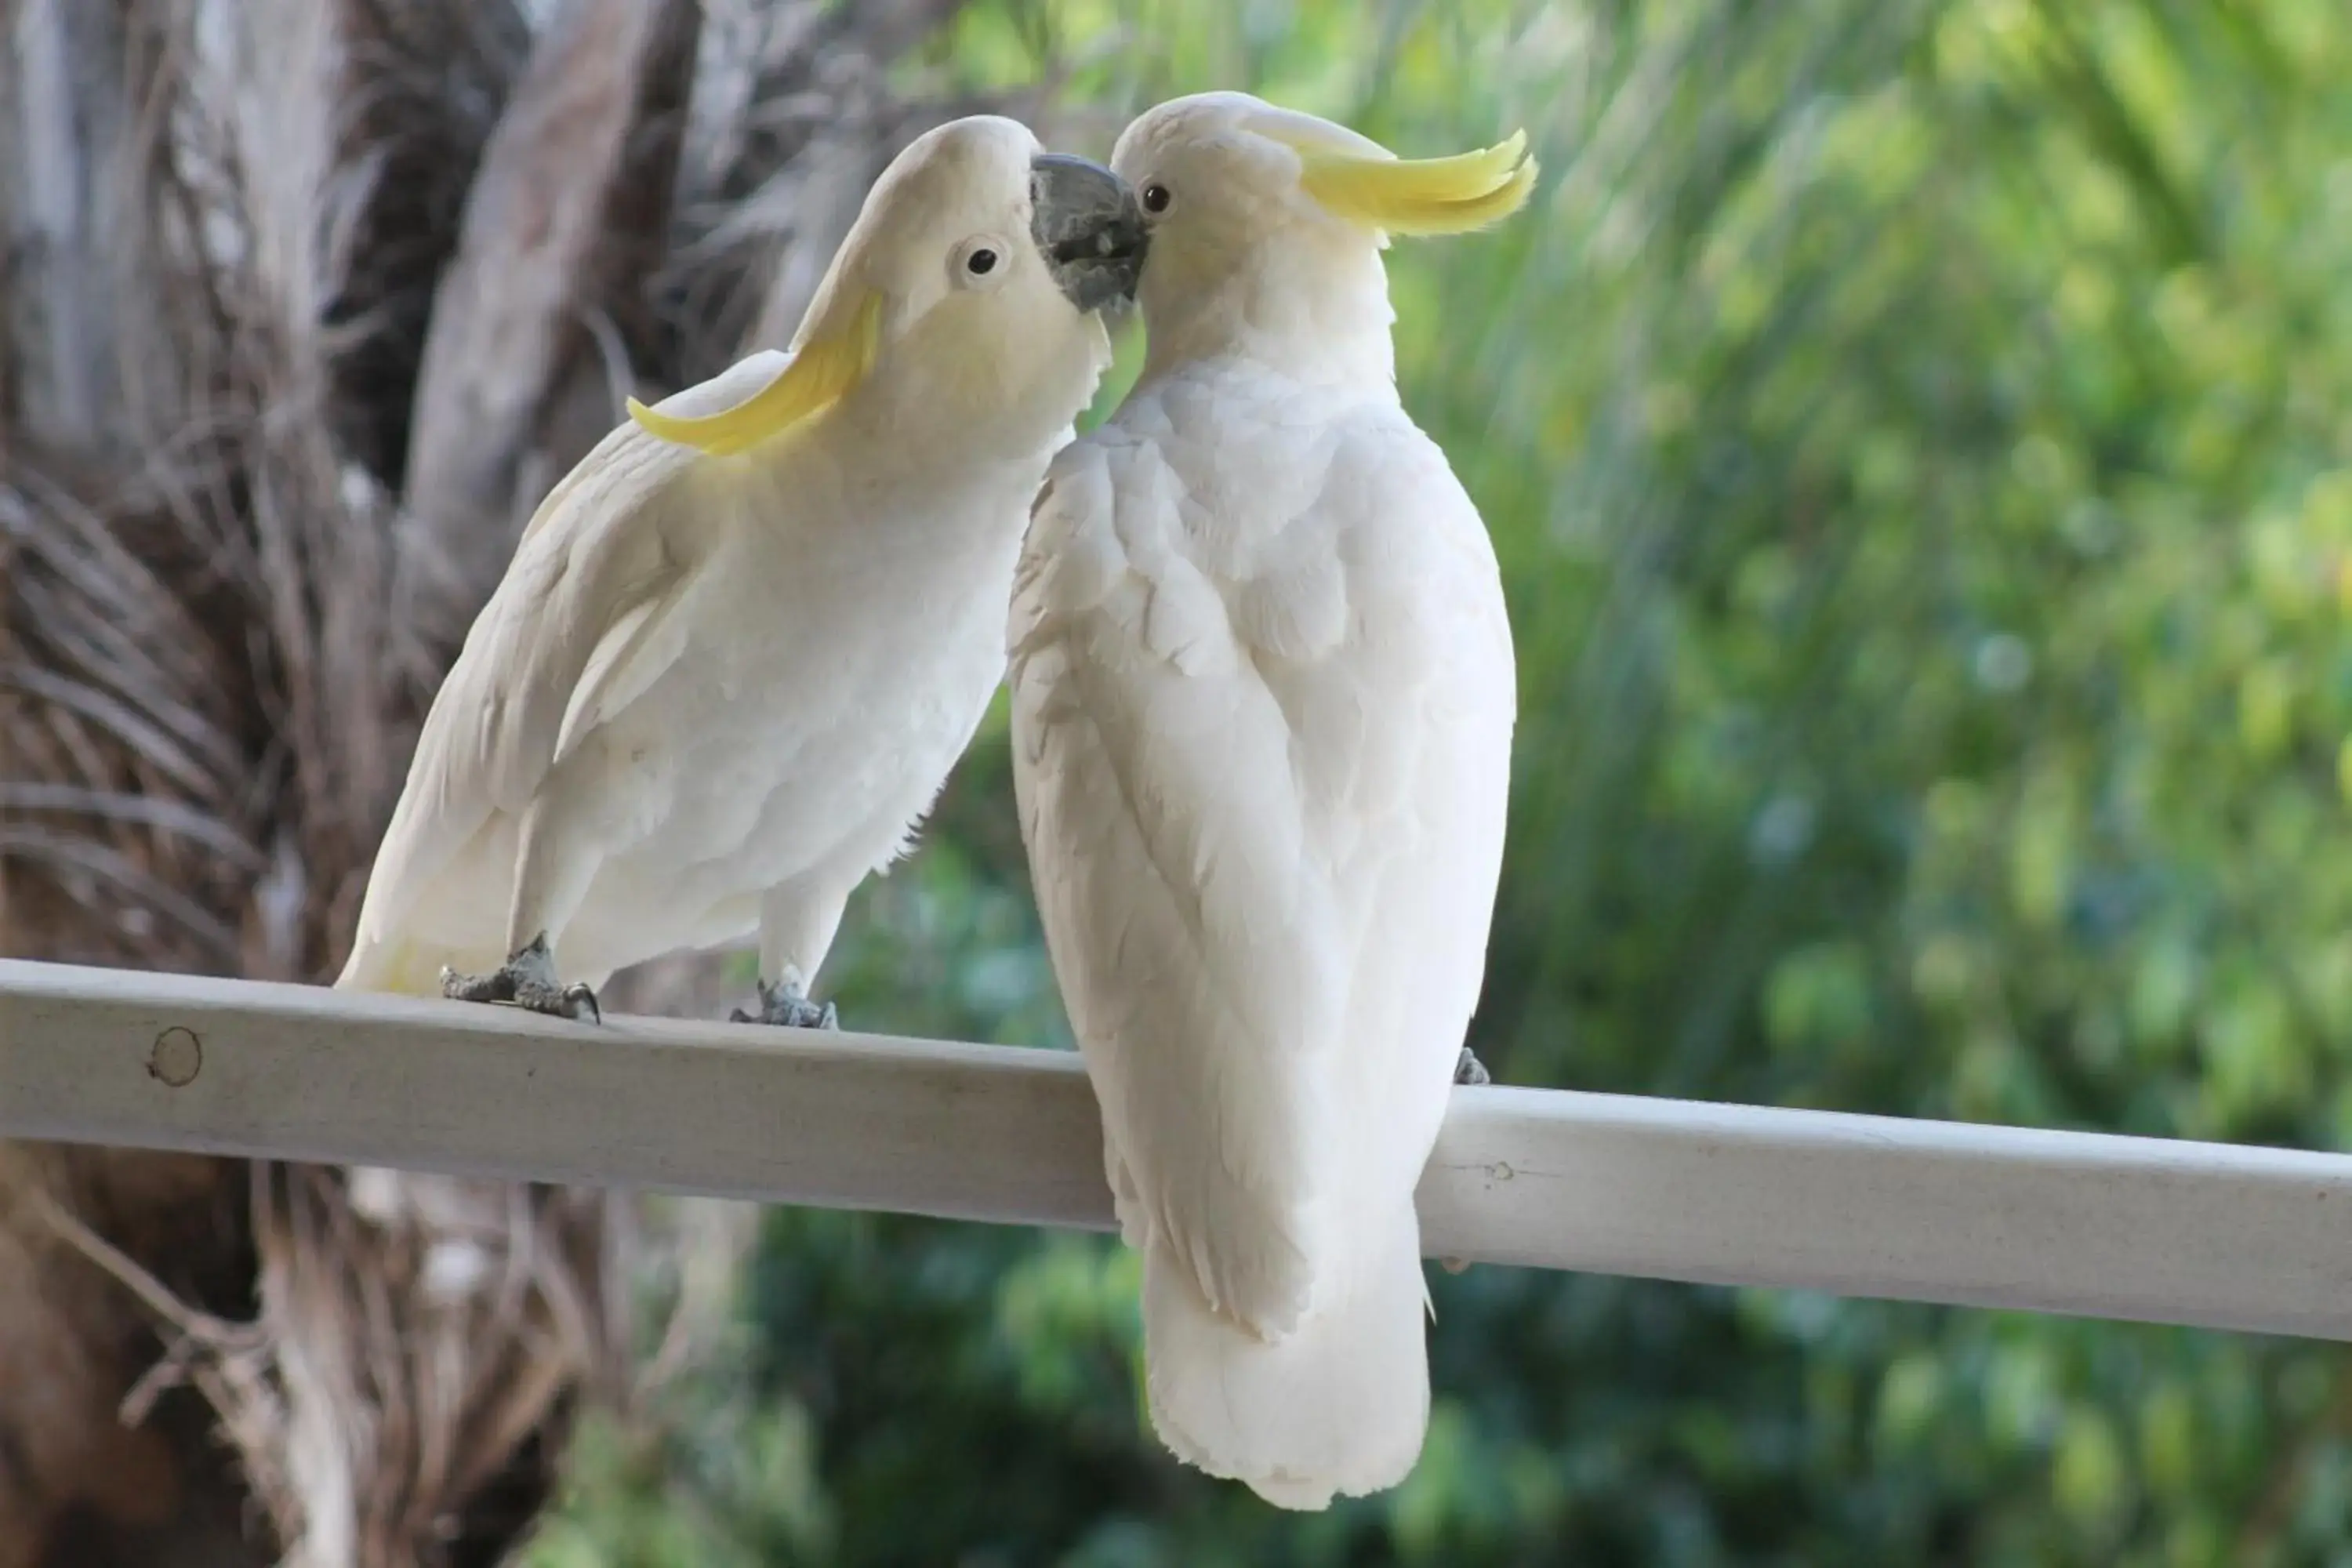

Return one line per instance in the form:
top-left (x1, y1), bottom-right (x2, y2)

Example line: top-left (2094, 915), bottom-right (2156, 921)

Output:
top-left (5, 957), bottom-right (2352, 1340)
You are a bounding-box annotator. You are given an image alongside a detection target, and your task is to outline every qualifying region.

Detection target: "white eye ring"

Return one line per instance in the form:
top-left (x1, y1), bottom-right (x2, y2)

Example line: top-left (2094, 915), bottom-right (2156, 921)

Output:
top-left (951, 234), bottom-right (1014, 291)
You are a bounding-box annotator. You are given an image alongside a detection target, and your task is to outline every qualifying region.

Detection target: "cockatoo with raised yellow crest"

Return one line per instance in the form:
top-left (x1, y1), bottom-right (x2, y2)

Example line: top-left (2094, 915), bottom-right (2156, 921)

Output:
top-left (1008, 93), bottom-right (1532, 1508)
top-left (337, 115), bottom-right (1149, 1027)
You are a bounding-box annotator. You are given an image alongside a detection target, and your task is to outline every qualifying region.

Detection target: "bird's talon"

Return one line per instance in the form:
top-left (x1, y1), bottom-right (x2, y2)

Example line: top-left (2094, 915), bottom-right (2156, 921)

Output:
top-left (737, 978), bottom-right (837, 1030)
top-left (1454, 1047), bottom-right (1492, 1087)
top-left (441, 965), bottom-right (514, 1005)
top-left (441, 933), bottom-right (595, 1020)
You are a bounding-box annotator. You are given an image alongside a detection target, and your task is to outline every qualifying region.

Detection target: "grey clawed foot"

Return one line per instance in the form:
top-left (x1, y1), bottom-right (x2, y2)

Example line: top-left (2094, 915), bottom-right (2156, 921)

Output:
top-left (1441, 1050), bottom-right (1493, 1276)
top-left (518, 977), bottom-right (603, 1024)
top-left (440, 931), bottom-right (601, 1023)
top-left (731, 976), bottom-right (838, 1031)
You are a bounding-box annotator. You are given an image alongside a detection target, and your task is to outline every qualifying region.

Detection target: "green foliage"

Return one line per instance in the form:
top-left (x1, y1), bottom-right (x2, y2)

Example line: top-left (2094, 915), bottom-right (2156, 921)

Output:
top-left (530, 1), bottom-right (2352, 1562)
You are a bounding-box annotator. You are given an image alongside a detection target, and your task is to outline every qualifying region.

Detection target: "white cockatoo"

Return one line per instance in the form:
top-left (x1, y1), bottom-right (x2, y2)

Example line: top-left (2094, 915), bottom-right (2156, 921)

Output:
top-left (337, 115), bottom-right (1149, 1026)
top-left (1007, 93), bottom-right (1533, 1508)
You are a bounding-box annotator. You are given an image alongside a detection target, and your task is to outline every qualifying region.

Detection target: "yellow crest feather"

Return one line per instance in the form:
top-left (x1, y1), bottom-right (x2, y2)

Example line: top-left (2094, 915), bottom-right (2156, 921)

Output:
top-left (626, 290), bottom-right (884, 456)
top-left (1287, 128), bottom-right (1537, 237)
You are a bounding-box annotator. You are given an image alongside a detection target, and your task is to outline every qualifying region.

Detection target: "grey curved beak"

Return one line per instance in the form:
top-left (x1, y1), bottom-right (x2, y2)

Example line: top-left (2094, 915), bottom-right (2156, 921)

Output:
top-left (1030, 153), bottom-right (1149, 314)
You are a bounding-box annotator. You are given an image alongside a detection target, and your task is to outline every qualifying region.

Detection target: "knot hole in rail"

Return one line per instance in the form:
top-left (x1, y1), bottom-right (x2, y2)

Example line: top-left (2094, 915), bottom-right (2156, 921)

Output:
top-left (147, 1026), bottom-right (202, 1088)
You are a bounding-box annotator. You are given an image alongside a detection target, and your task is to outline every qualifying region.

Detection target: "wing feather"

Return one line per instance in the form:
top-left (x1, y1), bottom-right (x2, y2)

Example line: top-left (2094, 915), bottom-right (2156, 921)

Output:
top-left (339, 355), bottom-right (796, 976)
top-left (1011, 397), bottom-right (1514, 1341)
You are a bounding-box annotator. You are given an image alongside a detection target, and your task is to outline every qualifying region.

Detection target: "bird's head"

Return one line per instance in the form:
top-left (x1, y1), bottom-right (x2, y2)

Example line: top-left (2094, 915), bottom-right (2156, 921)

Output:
top-left (1104, 93), bottom-right (1536, 373)
top-left (628, 115), bottom-right (1149, 458)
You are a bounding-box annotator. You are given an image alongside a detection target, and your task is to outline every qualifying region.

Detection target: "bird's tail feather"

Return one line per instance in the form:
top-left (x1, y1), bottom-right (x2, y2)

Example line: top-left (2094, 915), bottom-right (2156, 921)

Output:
top-left (333, 937), bottom-right (446, 997)
top-left (1141, 1203), bottom-right (1431, 1511)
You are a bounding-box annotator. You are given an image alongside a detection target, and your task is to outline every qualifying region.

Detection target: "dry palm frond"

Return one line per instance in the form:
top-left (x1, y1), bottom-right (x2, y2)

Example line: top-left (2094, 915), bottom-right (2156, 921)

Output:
top-left (0, 1), bottom-right (974, 1563)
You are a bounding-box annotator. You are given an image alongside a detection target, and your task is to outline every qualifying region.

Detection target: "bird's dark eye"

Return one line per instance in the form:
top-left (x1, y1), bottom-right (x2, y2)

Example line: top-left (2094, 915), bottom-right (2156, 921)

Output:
top-left (965, 247), bottom-right (998, 276)
top-left (1142, 183), bottom-right (1171, 214)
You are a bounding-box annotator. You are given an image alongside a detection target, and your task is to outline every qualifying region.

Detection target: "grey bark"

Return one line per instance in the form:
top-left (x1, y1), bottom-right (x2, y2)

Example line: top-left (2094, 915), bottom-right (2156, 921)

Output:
top-left (0, 2), bottom-right (972, 1563)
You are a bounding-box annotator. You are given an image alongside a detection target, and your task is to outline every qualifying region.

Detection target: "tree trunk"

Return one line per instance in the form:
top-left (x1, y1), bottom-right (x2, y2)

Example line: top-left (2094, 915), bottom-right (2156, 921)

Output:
top-left (0, 2), bottom-right (968, 1563)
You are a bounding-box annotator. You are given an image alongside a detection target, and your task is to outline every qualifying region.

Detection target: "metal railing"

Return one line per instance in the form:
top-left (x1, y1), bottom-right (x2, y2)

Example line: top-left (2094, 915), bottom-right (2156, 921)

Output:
top-left (5, 956), bottom-right (2350, 1340)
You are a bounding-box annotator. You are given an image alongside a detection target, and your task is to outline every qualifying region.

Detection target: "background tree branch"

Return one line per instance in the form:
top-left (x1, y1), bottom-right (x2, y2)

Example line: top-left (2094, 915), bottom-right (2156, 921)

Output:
top-left (0, 2), bottom-right (971, 1563)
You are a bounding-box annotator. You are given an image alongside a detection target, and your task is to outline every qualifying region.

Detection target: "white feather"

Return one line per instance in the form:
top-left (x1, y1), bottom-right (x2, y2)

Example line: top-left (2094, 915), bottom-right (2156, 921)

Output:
top-left (337, 117), bottom-right (1116, 1001)
top-left (1011, 357), bottom-right (1515, 1506)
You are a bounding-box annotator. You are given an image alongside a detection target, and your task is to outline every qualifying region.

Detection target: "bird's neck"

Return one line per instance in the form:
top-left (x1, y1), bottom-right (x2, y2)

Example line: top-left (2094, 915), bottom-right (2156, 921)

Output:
top-left (818, 310), bottom-right (1106, 488)
top-left (818, 386), bottom-right (1048, 497)
top-left (791, 389), bottom-right (1054, 552)
top-left (1138, 238), bottom-right (1397, 390)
